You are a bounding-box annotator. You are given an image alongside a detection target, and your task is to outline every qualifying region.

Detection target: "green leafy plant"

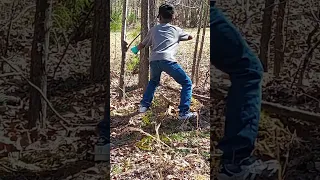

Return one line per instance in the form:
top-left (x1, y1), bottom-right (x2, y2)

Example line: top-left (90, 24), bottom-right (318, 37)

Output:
top-left (127, 55), bottom-right (140, 72)
top-left (127, 12), bottom-right (137, 25)
top-left (128, 25), bottom-right (141, 39)
top-left (135, 136), bottom-right (153, 151)
top-left (53, 0), bottom-right (92, 30)
top-left (142, 111), bottom-right (153, 126)
top-left (110, 10), bottom-right (122, 32)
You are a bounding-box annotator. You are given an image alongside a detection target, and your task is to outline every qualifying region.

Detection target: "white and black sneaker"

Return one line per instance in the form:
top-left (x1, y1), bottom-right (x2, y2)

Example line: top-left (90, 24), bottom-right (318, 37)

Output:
top-left (178, 112), bottom-right (198, 121)
top-left (217, 156), bottom-right (280, 180)
top-left (139, 106), bottom-right (148, 113)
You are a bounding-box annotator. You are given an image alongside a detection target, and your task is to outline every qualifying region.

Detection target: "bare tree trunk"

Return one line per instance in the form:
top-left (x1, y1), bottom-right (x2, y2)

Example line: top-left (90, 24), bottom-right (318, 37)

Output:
top-left (259, 0), bottom-right (274, 72)
top-left (119, 0), bottom-right (128, 99)
top-left (28, 0), bottom-right (52, 139)
top-left (138, 0), bottom-right (149, 90)
top-left (90, 0), bottom-right (108, 82)
top-left (195, 6), bottom-right (208, 86)
top-left (149, 0), bottom-right (156, 27)
top-left (183, 8), bottom-right (188, 28)
top-left (190, 8), bottom-right (197, 28)
top-left (273, 0), bottom-right (286, 77)
top-left (298, 25), bottom-right (320, 85)
top-left (191, 3), bottom-right (204, 83)
top-left (104, 0), bottom-right (110, 122)
top-left (4, 0), bottom-right (17, 57)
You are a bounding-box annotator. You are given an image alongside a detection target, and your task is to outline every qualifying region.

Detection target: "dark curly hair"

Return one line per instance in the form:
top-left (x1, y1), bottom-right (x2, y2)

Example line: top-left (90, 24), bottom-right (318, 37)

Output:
top-left (158, 4), bottom-right (175, 20)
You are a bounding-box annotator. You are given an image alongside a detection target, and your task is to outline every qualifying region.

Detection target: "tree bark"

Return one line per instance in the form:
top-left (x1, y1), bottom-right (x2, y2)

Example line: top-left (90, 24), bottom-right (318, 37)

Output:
top-left (149, 0), bottom-right (156, 28)
top-left (259, 0), bottom-right (274, 72)
top-left (273, 0), bottom-right (286, 77)
top-left (191, 3), bottom-right (204, 83)
top-left (119, 0), bottom-right (128, 99)
top-left (195, 6), bottom-right (209, 86)
top-left (190, 8), bottom-right (197, 28)
top-left (28, 0), bottom-right (52, 136)
top-left (138, 0), bottom-right (149, 90)
top-left (90, 0), bottom-right (108, 82)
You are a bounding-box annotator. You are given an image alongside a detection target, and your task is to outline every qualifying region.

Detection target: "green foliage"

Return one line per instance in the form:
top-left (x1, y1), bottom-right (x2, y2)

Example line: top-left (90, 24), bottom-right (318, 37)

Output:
top-left (128, 25), bottom-right (141, 39)
top-left (135, 136), bottom-right (153, 151)
top-left (127, 12), bottom-right (137, 25)
top-left (160, 135), bottom-right (171, 144)
top-left (142, 111), bottom-right (153, 126)
top-left (170, 132), bottom-right (185, 141)
top-left (127, 56), bottom-right (140, 72)
top-left (152, 96), bottom-right (160, 107)
top-left (111, 164), bottom-right (123, 174)
top-left (111, 10), bottom-right (122, 32)
top-left (53, 0), bottom-right (92, 30)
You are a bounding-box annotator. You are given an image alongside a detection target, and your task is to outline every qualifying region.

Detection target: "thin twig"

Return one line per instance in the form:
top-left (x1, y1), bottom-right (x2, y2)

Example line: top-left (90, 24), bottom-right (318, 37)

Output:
top-left (125, 127), bottom-right (171, 148)
top-left (127, 32), bottom-right (141, 50)
top-left (52, 5), bottom-right (94, 78)
top-left (0, 72), bottom-right (21, 78)
top-left (0, 4), bottom-right (36, 32)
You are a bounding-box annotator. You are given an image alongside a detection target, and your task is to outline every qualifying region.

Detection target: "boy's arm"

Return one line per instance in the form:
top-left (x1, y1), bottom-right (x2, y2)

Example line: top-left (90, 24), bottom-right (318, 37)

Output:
top-left (131, 29), bottom-right (152, 54)
top-left (137, 42), bottom-right (146, 51)
top-left (178, 27), bottom-right (193, 41)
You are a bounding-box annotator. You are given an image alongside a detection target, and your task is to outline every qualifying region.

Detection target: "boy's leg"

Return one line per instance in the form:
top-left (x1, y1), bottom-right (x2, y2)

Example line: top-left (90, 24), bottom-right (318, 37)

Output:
top-left (140, 61), bottom-right (162, 109)
top-left (159, 60), bottom-right (193, 116)
top-left (210, 1), bottom-right (279, 178)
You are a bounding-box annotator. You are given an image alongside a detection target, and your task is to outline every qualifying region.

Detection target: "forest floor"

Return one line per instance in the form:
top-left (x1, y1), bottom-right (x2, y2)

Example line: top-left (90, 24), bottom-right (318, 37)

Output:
top-left (109, 28), bottom-right (211, 179)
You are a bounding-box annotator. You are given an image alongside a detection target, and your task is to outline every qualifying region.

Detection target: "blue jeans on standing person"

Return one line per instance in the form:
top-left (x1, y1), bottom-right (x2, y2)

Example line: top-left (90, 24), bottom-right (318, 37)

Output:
top-left (97, 104), bottom-right (110, 145)
top-left (140, 60), bottom-right (193, 116)
top-left (210, 1), bottom-right (264, 164)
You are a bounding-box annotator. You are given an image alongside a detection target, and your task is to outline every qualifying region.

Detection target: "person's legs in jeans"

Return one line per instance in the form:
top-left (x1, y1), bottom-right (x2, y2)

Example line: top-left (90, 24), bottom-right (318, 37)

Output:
top-left (159, 60), bottom-right (194, 116)
top-left (140, 61), bottom-right (162, 108)
top-left (210, 1), bottom-right (278, 178)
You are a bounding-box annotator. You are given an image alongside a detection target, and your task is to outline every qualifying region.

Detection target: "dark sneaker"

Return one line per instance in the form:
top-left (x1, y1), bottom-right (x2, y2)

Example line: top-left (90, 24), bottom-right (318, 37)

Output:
top-left (96, 136), bottom-right (109, 146)
top-left (217, 156), bottom-right (280, 180)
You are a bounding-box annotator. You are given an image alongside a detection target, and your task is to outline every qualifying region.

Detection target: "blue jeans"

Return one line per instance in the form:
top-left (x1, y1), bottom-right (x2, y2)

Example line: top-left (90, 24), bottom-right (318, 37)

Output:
top-left (140, 60), bottom-right (193, 115)
top-left (97, 103), bottom-right (110, 143)
top-left (210, 1), bottom-right (263, 164)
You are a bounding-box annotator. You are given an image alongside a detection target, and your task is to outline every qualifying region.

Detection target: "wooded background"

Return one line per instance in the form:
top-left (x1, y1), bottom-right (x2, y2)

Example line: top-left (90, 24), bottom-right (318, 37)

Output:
top-left (0, 0), bottom-right (110, 179)
top-left (110, 0), bottom-right (211, 179)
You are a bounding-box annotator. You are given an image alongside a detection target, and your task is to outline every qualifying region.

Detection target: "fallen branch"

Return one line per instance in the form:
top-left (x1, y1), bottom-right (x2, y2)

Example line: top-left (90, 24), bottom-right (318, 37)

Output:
top-left (124, 127), bottom-right (171, 148)
top-left (0, 93), bottom-right (20, 104)
top-left (164, 85), bottom-right (320, 123)
top-left (212, 88), bottom-right (320, 124)
top-left (0, 72), bottom-right (21, 78)
top-left (1, 57), bottom-right (72, 128)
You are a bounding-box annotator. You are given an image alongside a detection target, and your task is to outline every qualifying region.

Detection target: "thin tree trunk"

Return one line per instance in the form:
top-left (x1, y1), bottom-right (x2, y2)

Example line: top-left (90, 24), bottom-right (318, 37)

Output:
top-left (195, 6), bottom-right (208, 86)
top-left (4, 0), bottom-right (17, 57)
top-left (191, 3), bottom-right (204, 83)
top-left (190, 9), bottom-right (197, 28)
top-left (273, 0), bottom-right (286, 77)
top-left (138, 0), bottom-right (149, 90)
top-left (149, 0), bottom-right (156, 27)
top-left (119, 0), bottom-right (128, 99)
top-left (28, 0), bottom-right (52, 139)
top-left (298, 26), bottom-right (320, 86)
top-left (90, 0), bottom-right (108, 82)
top-left (259, 0), bottom-right (274, 72)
